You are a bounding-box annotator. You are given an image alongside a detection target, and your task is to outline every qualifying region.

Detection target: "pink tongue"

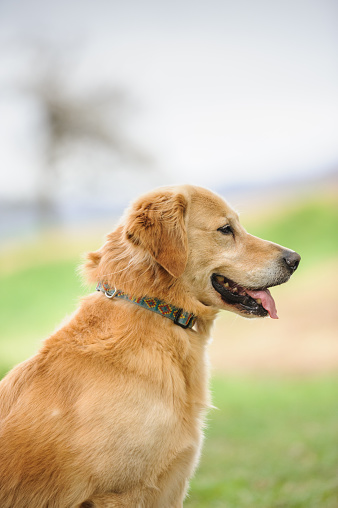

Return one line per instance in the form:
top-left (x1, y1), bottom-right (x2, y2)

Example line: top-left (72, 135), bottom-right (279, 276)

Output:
top-left (246, 289), bottom-right (278, 319)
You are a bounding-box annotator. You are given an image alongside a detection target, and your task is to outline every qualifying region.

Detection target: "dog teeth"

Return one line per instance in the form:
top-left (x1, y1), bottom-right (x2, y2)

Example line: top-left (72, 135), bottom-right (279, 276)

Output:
top-left (256, 298), bottom-right (262, 304)
top-left (216, 276), bottom-right (225, 283)
top-left (224, 282), bottom-right (229, 287)
top-left (233, 287), bottom-right (238, 292)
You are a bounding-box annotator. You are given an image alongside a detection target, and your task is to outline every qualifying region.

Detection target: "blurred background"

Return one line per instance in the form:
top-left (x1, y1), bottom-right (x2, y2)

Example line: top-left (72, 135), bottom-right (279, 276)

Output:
top-left (0, 0), bottom-right (337, 506)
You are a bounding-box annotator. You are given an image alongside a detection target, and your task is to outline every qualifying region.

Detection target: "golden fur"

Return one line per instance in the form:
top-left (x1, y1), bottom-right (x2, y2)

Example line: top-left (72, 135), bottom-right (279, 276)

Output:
top-left (0, 185), bottom-right (299, 507)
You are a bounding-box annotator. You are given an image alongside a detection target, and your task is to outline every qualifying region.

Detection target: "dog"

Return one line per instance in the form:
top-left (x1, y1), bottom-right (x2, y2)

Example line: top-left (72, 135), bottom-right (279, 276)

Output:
top-left (0, 185), bottom-right (300, 507)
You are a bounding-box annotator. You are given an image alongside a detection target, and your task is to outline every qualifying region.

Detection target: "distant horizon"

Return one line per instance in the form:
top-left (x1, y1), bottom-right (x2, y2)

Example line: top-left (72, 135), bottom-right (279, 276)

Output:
top-left (1, 163), bottom-right (337, 207)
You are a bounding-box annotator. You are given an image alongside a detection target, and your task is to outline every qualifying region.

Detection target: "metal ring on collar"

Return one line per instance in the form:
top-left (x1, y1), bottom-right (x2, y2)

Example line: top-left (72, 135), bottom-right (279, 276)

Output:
top-left (105, 288), bottom-right (117, 298)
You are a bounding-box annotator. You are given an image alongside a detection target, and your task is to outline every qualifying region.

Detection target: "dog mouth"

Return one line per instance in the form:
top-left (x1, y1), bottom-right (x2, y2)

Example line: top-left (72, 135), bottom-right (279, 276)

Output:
top-left (211, 274), bottom-right (278, 319)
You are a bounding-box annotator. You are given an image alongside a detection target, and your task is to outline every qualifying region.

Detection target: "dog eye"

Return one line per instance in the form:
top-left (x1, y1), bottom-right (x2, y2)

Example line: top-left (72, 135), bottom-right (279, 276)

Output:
top-left (217, 225), bottom-right (233, 235)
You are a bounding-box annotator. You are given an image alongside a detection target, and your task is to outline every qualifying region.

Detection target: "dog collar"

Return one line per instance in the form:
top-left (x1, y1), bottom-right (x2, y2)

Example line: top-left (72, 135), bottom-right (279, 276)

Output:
top-left (96, 282), bottom-right (197, 329)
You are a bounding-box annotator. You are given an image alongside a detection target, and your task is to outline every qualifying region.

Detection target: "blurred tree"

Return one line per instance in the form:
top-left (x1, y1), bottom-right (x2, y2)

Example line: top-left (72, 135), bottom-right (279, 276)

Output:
top-left (23, 45), bottom-right (151, 223)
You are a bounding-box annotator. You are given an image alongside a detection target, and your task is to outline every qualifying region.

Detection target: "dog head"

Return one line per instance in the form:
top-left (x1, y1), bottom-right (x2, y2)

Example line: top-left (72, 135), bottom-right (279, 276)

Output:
top-left (85, 185), bottom-right (300, 319)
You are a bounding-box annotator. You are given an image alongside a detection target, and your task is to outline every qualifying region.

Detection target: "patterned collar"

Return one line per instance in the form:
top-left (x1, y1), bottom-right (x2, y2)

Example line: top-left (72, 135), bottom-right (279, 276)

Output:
top-left (96, 282), bottom-right (197, 329)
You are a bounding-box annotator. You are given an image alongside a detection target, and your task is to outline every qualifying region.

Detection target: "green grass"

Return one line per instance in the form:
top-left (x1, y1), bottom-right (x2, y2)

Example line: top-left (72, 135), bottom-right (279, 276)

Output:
top-left (0, 259), bottom-right (88, 375)
top-left (244, 193), bottom-right (338, 269)
top-left (186, 377), bottom-right (338, 508)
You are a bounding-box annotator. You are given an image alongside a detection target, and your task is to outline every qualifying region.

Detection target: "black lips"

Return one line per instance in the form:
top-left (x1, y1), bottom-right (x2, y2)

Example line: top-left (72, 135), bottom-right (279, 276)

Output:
top-left (211, 274), bottom-right (268, 317)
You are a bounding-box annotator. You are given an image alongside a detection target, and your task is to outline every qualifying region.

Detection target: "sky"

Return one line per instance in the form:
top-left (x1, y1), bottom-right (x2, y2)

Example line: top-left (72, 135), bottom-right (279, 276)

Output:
top-left (0, 0), bottom-right (337, 203)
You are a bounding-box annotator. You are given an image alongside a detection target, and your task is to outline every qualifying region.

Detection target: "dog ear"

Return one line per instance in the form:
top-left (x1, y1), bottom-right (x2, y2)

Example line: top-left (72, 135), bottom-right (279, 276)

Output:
top-left (126, 192), bottom-right (188, 278)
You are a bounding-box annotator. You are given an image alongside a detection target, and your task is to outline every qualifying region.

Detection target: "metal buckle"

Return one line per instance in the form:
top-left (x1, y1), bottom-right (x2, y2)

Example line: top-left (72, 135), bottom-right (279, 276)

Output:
top-left (105, 288), bottom-right (117, 298)
top-left (174, 309), bottom-right (194, 329)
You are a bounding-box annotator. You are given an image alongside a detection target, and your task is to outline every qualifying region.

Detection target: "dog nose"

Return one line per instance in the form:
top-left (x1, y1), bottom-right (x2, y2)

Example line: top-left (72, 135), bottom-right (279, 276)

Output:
top-left (283, 250), bottom-right (301, 272)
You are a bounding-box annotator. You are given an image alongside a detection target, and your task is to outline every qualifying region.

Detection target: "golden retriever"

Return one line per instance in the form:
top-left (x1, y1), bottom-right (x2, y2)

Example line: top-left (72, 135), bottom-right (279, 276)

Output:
top-left (0, 185), bottom-right (300, 507)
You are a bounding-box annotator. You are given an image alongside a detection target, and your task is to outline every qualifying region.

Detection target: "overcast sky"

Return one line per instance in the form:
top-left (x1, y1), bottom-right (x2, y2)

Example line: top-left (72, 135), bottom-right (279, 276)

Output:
top-left (0, 0), bottom-right (337, 202)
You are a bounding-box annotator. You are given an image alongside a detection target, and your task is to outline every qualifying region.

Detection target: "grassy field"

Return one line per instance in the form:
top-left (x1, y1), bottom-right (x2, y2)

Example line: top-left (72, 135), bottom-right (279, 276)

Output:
top-left (0, 190), bottom-right (337, 506)
top-left (186, 377), bottom-right (338, 508)
top-left (242, 191), bottom-right (338, 269)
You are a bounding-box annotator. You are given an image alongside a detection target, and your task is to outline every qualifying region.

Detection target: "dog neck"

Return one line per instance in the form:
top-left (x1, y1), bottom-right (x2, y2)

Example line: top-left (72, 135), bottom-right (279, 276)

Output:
top-left (84, 226), bottom-right (218, 335)
top-left (96, 282), bottom-right (197, 329)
